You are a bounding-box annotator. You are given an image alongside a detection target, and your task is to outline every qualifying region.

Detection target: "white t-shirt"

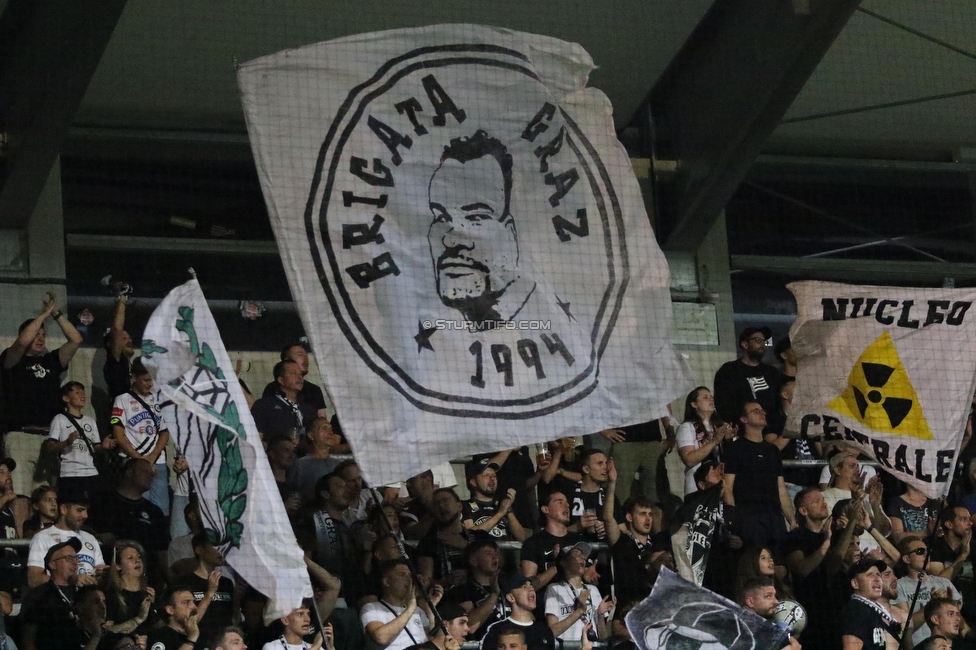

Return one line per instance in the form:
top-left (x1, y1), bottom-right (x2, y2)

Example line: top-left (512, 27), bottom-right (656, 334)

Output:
top-left (893, 574), bottom-right (962, 644)
top-left (361, 601), bottom-right (429, 650)
top-left (111, 390), bottom-right (167, 465)
top-left (818, 464), bottom-right (876, 487)
top-left (675, 420), bottom-right (715, 495)
top-left (28, 526), bottom-right (104, 576)
top-left (48, 413), bottom-right (99, 477)
top-left (544, 581), bottom-right (602, 642)
top-left (262, 639), bottom-right (310, 650)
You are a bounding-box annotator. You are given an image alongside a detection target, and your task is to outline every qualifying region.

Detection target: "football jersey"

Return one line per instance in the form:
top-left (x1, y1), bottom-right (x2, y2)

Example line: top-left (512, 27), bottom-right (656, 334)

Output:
top-left (111, 391), bottom-right (167, 465)
top-left (48, 413), bottom-right (99, 477)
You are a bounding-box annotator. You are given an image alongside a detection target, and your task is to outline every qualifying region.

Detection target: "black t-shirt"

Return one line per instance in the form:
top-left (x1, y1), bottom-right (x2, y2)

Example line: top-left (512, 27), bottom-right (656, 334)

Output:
top-left (782, 525), bottom-right (830, 604)
top-left (183, 571), bottom-right (235, 642)
top-left (463, 497), bottom-right (509, 540)
top-left (445, 580), bottom-right (506, 639)
top-left (0, 348), bottom-right (67, 429)
top-left (841, 596), bottom-right (900, 650)
top-left (103, 353), bottom-right (132, 399)
top-left (250, 394), bottom-right (317, 438)
top-left (0, 505), bottom-right (16, 539)
top-left (416, 524), bottom-right (466, 582)
top-left (723, 437), bottom-right (783, 508)
top-left (611, 534), bottom-right (651, 607)
top-left (713, 359), bottom-right (783, 424)
top-left (520, 529), bottom-right (582, 573)
top-left (618, 419), bottom-right (664, 443)
top-left (538, 457), bottom-right (583, 511)
top-left (20, 581), bottom-right (86, 649)
top-left (261, 379), bottom-right (327, 411)
top-left (929, 535), bottom-right (958, 565)
top-left (87, 490), bottom-right (170, 552)
top-left (569, 483), bottom-right (603, 526)
top-left (106, 588), bottom-right (155, 637)
top-left (474, 448), bottom-right (537, 530)
top-left (480, 618), bottom-right (555, 650)
top-left (146, 624), bottom-right (204, 650)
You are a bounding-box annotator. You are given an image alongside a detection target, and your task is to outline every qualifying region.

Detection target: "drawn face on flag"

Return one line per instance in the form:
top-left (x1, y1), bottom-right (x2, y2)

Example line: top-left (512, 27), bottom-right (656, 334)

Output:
top-left (297, 45), bottom-right (630, 419)
top-left (428, 133), bottom-right (528, 325)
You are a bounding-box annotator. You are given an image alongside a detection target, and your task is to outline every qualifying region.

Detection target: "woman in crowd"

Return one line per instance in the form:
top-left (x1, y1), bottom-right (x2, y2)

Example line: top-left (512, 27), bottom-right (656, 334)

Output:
top-left (675, 387), bottom-right (732, 496)
top-left (102, 540), bottom-right (157, 638)
top-left (21, 485), bottom-right (56, 539)
top-left (734, 546), bottom-right (794, 603)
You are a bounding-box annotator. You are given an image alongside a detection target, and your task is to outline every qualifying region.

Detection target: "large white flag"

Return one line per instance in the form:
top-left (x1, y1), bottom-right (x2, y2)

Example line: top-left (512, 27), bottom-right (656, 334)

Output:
top-left (238, 24), bottom-right (692, 485)
top-left (788, 281), bottom-right (976, 498)
top-left (140, 279), bottom-right (312, 621)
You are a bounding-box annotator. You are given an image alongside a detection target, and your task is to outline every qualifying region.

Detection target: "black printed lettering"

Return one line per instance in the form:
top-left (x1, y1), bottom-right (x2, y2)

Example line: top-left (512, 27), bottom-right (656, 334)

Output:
top-left (345, 252), bottom-right (400, 289)
top-left (517, 339), bottom-right (546, 380)
top-left (342, 215), bottom-right (386, 249)
top-left (491, 344), bottom-right (514, 387)
top-left (544, 169), bottom-right (579, 208)
top-left (540, 333), bottom-right (575, 366)
top-left (897, 301), bottom-right (919, 329)
top-left (948, 301), bottom-right (972, 326)
top-left (876, 299), bottom-right (898, 325)
top-left (349, 157), bottom-right (395, 187)
top-left (534, 127), bottom-right (565, 173)
top-left (342, 191), bottom-right (388, 208)
top-left (469, 341), bottom-right (485, 389)
top-left (552, 209), bottom-right (589, 243)
top-left (422, 74), bottom-right (466, 127)
top-left (822, 298), bottom-right (849, 321)
top-left (924, 300), bottom-right (950, 327)
top-left (367, 116), bottom-right (413, 166)
top-left (395, 97), bottom-right (428, 136)
top-left (521, 102), bottom-right (556, 142)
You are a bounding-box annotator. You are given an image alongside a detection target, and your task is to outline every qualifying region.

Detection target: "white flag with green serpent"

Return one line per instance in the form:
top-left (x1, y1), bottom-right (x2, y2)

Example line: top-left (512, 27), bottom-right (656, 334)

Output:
top-left (140, 278), bottom-right (312, 621)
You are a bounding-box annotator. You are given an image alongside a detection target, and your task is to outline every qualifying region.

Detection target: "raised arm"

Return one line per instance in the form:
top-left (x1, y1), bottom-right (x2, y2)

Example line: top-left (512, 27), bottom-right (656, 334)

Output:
top-left (108, 295), bottom-right (128, 361)
top-left (603, 459), bottom-right (621, 547)
top-left (4, 293), bottom-right (57, 369)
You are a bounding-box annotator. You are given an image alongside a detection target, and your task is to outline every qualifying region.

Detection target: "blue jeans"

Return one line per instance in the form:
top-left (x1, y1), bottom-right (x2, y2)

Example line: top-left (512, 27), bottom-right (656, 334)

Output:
top-left (144, 463), bottom-right (170, 515)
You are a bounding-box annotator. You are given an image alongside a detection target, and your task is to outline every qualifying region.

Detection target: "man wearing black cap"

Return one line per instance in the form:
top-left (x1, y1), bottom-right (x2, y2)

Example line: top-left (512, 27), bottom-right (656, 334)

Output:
top-left (462, 458), bottom-right (526, 542)
top-left (20, 537), bottom-right (88, 649)
top-left (27, 490), bottom-right (105, 587)
top-left (842, 558), bottom-right (903, 650)
top-left (713, 326), bottom-right (783, 425)
top-left (480, 574), bottom-right (555, 650)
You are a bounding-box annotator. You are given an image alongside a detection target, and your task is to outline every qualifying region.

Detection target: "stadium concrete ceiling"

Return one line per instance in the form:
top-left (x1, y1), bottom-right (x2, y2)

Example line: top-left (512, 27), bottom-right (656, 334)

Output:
top-left (75, 0), bottom-right (712, 132)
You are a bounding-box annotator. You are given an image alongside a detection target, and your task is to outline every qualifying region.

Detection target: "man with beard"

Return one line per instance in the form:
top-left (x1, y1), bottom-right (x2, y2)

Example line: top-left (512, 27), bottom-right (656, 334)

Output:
top-left (427, 131), bottom-right (535, 329)
top-left (713, 326), bottom-right (783, 424)
top-left (842, 559), bottom-right (903, 650)
top-left (146, 588), bottom-right (202, 650)
top-left (520, 492), bottom-right (582, 592)
top-left (445, 539), bottom-right (504, 640)
top-left (480, 574), bottom-right (555, 650)
top-left (462, 458), bottom-right (525, 542)
top-left (879, 565), bottom-right (909, 650)
top-left (740, 577), bottom-right (802, 650)
top-left (28, 491), bottom-right (105, 586)
top-left (417, 488), bottom-right (469, 587)
top-left (603, 493), bottom-right (655, 607)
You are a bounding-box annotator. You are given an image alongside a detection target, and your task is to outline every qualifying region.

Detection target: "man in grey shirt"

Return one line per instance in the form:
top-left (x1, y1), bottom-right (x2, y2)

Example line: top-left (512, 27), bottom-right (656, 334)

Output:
top-left (288, 416), bottom-right (343, 504)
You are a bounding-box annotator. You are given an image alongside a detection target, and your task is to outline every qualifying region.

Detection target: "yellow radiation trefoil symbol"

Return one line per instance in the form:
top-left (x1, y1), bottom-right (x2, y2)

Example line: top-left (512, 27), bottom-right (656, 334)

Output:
top-left (828, 331), bottom-right (932, 440)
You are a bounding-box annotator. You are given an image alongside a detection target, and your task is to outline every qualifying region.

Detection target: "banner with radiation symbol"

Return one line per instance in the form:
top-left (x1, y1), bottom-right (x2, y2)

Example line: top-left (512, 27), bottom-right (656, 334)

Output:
top-left (787, 281), bottom-right (976, 498)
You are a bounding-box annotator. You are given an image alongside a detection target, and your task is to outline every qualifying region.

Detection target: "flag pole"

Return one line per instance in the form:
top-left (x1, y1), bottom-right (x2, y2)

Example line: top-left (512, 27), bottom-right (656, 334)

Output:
top-left (308, 597), bottom-right (332, 650)
top-left (368, 485), bottom-right (447, 636)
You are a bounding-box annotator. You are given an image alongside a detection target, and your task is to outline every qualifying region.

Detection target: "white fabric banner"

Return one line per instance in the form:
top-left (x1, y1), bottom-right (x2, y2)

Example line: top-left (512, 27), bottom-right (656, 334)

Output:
top-left (787, 281), bottom-right (976, 499)
top-left (238, 24), bottom-right (692, 485)
top-left (141, 279), bottom-right (312, 621)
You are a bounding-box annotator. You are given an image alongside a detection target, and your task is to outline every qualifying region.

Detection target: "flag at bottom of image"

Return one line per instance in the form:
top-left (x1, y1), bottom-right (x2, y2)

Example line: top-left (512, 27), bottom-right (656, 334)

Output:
top-left (626, 568), bottom-right (787, 650)
top-left (141, 278), bottom-right (312, 621)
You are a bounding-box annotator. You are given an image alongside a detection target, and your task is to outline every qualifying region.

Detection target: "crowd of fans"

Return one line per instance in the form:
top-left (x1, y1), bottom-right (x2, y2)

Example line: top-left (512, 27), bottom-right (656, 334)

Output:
top-left (0, 295), bottom-right (975, 650)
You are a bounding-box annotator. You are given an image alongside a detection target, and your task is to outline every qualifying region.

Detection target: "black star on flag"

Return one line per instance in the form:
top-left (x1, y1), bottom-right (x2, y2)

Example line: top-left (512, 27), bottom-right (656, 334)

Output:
top-left (556, 295), bottom-right (577, 322)
top-left (415, 320), bottom-right (437, 353)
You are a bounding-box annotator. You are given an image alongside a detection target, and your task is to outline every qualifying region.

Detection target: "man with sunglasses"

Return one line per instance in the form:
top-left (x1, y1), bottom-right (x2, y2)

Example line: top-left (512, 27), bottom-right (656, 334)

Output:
top-left (892, 537), bottom-right (962, 645)
top-left (713, 326), bottom-right (784, 425)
